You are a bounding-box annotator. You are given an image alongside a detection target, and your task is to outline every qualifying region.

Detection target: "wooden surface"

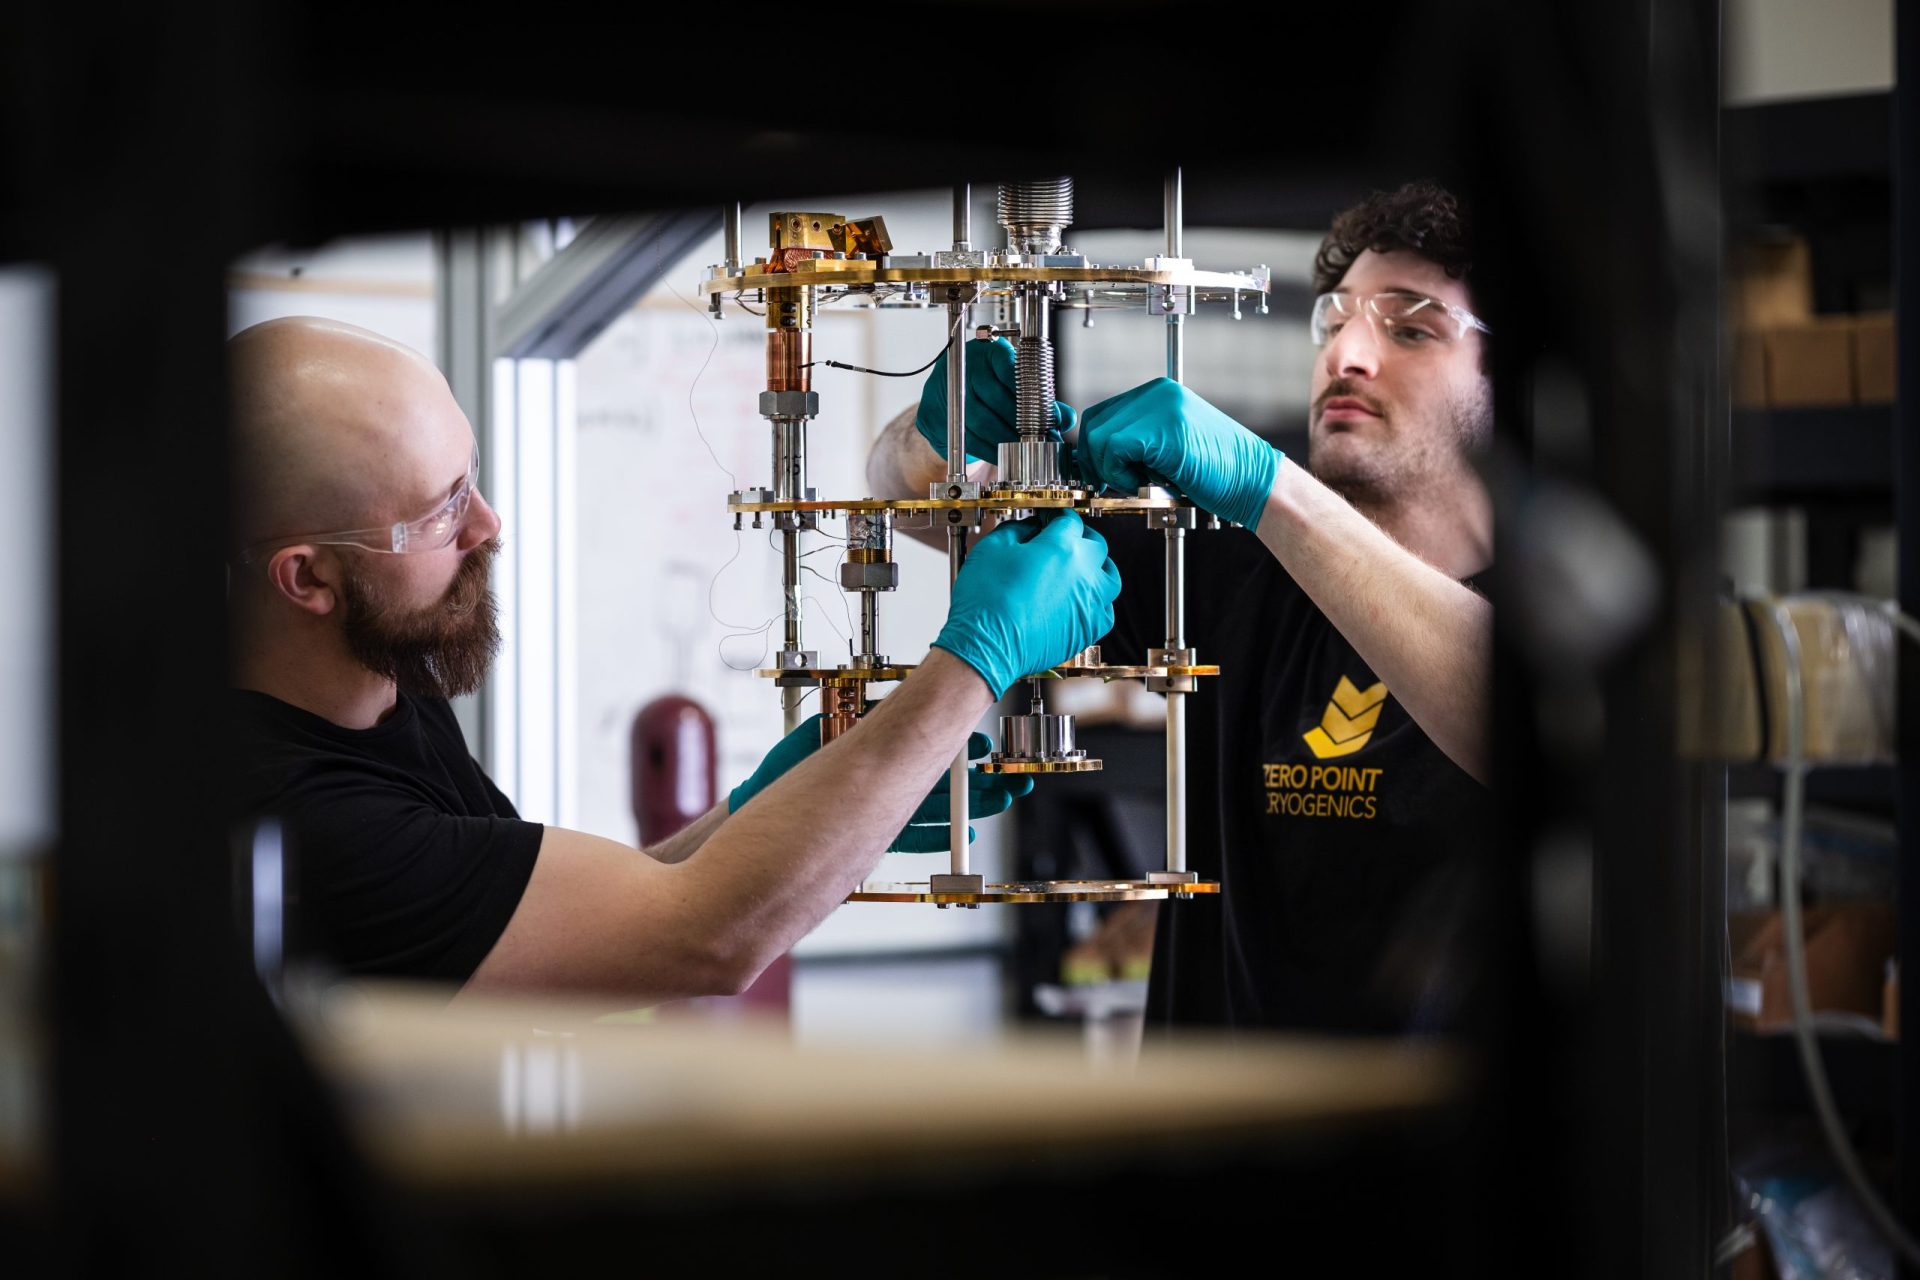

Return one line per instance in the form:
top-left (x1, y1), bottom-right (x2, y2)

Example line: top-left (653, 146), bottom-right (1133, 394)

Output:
top-left (296, 981), bottom-right (1465, 1194)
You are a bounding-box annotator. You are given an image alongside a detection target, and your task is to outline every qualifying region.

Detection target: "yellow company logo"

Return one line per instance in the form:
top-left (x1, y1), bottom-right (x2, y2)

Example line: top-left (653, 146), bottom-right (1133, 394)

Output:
top-left (1302, 676), bottom-right (1388, 759)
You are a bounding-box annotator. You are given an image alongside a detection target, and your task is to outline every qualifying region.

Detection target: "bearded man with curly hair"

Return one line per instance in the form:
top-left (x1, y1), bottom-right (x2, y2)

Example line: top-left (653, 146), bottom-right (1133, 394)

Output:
top-left (869, 180), bottom-right (1494, 1035)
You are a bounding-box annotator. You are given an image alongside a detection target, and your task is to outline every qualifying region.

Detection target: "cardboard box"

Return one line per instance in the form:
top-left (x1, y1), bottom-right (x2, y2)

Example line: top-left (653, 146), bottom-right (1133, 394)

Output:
top-left (1731, 236), bottom-right (1813, 329)
top-left (1764, 319), bottom-right (1854, 407)
top-left (1731, 329), bottom-right (1767, 409)
top-left (1853, 310), bottom-right (1895, 404)
top-left (1728, 903), bottom-right (1896, 1031)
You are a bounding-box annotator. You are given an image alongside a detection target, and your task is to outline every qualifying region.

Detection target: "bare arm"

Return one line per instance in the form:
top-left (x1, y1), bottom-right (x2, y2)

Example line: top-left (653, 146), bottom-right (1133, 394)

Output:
top-left (1255, 458), bottom-right (1491, 784)
top-left (460, 649), bottom-right (992, 1004)
top-left (867, 406), bottom-right (997, 551)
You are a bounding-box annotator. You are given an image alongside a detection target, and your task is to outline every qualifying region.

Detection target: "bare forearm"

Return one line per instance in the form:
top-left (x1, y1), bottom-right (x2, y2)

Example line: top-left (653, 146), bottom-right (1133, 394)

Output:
top-left (1256, 458), bottom-right (1491, 783)
top-left (869, 408), bottom-right (998, 551)
top-left (679, 648), bottom-right (992, 970)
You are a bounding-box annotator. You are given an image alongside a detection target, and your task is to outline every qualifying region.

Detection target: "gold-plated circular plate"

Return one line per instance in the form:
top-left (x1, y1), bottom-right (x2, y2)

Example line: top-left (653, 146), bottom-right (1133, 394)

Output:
top-left (751, 663), bottom-right (1217, 682)
top-left (727, 493), bottom-right (1189, 515)
top-left (753, 666), bottom-right (913, 682)
top-left (702, 264), bottom-right (1268, 295)
top-left (848, 878), bottom-right (1220, 905)
top-left (978, 758), bottom-right (1104, 774)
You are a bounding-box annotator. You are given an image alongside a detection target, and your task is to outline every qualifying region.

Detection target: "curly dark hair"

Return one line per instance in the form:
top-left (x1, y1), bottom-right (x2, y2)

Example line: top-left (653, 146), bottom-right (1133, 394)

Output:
top-left (1311, 180), bottom-right (1474, 300)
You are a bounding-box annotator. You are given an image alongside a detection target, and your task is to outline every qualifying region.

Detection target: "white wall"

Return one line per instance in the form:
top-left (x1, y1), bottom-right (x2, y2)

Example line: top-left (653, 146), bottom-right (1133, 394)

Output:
top-left (227, 233), bottom-right (434, 351)
top-left (1724, 0), bottom-right (1894, 104)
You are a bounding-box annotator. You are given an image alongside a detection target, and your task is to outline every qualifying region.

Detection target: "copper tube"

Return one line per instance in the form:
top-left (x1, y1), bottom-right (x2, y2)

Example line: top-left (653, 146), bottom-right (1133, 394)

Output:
top-left (766, 327), bottom-right (811, 392)
top-left (820, 683), bottom-right (863, 743)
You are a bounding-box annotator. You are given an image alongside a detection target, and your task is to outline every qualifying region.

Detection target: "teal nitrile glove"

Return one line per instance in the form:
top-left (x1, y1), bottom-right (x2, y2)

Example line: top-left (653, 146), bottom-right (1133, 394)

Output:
top-left (915, 337), bottom-right (1076, 464)
top-left (728, 718), bottom-right (1035, 853)
top-left (932, 510), bottom-right (1122, 699)
top-left (1079, 377), bottom-right (1282, 531)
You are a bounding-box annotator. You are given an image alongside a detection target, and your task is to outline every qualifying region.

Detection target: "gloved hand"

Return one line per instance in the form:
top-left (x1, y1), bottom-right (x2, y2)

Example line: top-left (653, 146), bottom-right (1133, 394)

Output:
top-left (728, 716), bottom-right (1035, 852)
top-left (933, 511), bottom-right (1121, 699)
top-left (916, 336), bottom-right (1076, 465)
top-left (1078, 377), bottom-right (1282, 531)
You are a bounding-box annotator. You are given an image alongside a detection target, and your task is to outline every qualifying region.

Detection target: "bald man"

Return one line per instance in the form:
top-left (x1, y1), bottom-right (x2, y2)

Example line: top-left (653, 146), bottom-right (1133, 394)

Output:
top-left (227, 316), bottom-right (1122, 1002)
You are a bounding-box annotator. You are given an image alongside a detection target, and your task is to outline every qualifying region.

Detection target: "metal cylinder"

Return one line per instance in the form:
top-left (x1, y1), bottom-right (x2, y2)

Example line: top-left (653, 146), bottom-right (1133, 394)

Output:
top-left (820, 684), bottom-right (862, 743)
top-left (1015, 289), bottom-right (1056, 441)
top-left (997, 712), bottom-right (1079, 760)
top-left (1166, 526), bottom-right (1187, 650)
top-left (1163, 166), bottom-right (1189, 874)
top-left (766, 327), bottom-right (811, 393)
top-left (997, 178), bottom-right (1074, 255)
top-left (771, 419), bottom-right (806, 503)
top-left (856, 594), bottom-right (879, 665)
top-left (995, 438), bottom-right (1063, 488)
top-left (1165, 168), bottom-right (1185, 383)
top-left (846, 511), bottom-right (891, 556)
top-left (724, 202), bottom-right (742, 274)
top-left (953, 183), bottom-right (971, 251)
top-left (944, 290), bottom-right (972, 868)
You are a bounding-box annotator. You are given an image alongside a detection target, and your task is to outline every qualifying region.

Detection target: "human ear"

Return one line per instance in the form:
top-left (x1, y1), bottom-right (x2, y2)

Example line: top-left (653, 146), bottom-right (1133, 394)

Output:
top-left (266, 546), bottom-right (340, 617)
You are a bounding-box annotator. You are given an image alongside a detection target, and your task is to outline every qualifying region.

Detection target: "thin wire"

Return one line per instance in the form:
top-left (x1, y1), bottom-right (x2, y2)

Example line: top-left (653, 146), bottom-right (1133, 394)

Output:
top-left (802, 310), bottom-right (966, 378)
top-left (662, 279), bottom-right (739, 488)
top-left (730, 289), bottom-right (764, 317)
top-left (762, 528), bottom-right (854, 642)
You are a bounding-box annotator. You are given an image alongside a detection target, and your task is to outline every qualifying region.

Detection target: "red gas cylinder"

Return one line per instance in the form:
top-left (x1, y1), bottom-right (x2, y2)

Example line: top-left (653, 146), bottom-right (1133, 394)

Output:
top-left (630, 695), bottom-right (792, 1022)
top-left (630, 695), bottom-right (717, 844)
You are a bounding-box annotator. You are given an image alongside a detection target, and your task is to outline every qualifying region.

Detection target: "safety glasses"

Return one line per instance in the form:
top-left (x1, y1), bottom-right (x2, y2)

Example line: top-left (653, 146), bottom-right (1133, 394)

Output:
top-left (1310, 290), bottom-right (1491, 347)
top-left (237, 444), bottom-right (479, 565)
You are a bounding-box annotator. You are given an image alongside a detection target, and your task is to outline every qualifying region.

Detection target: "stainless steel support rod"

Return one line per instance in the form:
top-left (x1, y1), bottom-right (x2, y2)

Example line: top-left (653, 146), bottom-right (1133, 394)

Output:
top-left (776, 418), bottom-right (806, 734)
top-left (1165, 527), bottom-right (1188, 875)
top-left (944, 189), bottom-right (972, 864)
top-left (1165, 166), bottom-right (1185, 381)
top-left (724, 201), bottom-right (742, 274)
top-left (1164, 166), bottom-right (1188, 876)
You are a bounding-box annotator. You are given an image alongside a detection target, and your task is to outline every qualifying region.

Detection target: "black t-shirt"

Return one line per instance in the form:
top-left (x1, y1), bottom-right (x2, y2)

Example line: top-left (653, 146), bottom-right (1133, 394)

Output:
top-left (228, 690), bottom-right (543, 983)
top-left (1093, 517), bottom-right (1492, 1035)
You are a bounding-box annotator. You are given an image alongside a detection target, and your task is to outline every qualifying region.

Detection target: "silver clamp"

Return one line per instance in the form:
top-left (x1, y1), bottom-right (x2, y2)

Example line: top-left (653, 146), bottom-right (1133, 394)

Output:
top-left (1147, 647), bottom-right (1197, 694)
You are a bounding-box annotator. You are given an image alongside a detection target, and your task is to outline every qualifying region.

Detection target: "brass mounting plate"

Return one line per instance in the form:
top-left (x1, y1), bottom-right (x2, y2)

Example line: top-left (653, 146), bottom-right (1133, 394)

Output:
top-left (753, 663), bottom-right (1217, 683)
top-left (978, 758), bottom-right (1105, 775)
top-left (848, 878), bottom-right (1220, 905)
top-left (727, 493), bottom-right (1188, 516)
top-left (703, 264), bottom-right (1269, 295)
top-left (753, 666), bottom-right (913, 682)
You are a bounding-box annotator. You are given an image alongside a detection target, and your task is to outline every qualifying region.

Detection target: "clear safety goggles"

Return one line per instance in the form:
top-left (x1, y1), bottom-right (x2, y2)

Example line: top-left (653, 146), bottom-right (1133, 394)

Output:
top-left (237, 444), bottom-right (480, 565)
top-left (1309, 290), bottom-right (1491, 347)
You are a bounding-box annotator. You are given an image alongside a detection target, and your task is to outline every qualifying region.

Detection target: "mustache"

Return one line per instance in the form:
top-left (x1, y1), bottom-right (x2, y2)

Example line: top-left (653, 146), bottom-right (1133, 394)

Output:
top-left (444, 538), bottom-right (501, 616)
top-left (1313, 380), bottom-right (1386, 420)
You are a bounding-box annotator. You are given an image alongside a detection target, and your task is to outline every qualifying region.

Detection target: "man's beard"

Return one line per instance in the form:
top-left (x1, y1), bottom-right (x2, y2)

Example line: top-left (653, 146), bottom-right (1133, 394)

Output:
top-left (1307, 376), bottom-right (1492, 508)
top-left (341, 539), bottom-right (501, 701)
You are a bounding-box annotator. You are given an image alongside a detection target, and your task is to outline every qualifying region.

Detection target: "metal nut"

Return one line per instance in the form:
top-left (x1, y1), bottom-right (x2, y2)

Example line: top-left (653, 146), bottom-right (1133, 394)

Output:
top-left (757, 390), bottom-right (820, 419)
top-left (838, 561), bottom-right (899, 592)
